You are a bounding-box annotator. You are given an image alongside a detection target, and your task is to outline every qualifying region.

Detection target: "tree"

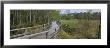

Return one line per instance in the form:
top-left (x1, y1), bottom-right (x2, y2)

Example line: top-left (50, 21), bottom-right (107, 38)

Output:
top-left (49, 10), bottom-right (61, 21)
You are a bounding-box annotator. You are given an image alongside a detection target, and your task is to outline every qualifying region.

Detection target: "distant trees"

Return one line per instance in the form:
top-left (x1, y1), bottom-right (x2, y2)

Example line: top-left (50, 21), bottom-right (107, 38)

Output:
top-left (10, 10), bottom-right (60, 30)
top-left (61, 10), bottom-right (101, 20)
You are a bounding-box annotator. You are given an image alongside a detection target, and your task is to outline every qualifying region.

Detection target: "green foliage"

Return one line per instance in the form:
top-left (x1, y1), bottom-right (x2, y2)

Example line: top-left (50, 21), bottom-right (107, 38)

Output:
top-left (58, 29), bottom-right (73, 39)
top-left (59, 19), bottom-right (101, 39)
top-left (10, 10), bottom-right (56, 29)
top-left (50, 10), bottom-right (61, 20)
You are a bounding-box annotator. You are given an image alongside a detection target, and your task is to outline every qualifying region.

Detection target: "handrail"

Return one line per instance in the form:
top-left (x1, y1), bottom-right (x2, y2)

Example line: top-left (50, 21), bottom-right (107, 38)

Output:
top-left (10, 22), bottom-right (60, 39)
top-left (10, 23), bottom-right (50, 31)
top-left (16, 31), bottom-right (49, 39)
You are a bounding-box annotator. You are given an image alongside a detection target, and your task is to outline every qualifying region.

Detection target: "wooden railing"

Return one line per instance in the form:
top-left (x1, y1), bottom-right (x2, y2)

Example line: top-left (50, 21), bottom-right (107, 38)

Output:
top-left (10, 22), bottom-right (60, 39)
top-left (10, 23), bottom-right (50, 39)
top-left (15, 28), bottom-right (60, 39)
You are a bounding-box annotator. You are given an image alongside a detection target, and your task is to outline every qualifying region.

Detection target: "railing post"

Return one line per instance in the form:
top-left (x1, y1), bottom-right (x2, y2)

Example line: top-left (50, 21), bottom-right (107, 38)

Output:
top-left (46, 32), bottom-right (48, 39)
top-left (43, 24), bottom-right (45, 31)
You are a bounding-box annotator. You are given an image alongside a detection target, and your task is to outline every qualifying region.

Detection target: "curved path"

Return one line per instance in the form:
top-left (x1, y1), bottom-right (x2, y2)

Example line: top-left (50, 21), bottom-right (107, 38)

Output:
top-left (16, 21), bottom-right (60, 39)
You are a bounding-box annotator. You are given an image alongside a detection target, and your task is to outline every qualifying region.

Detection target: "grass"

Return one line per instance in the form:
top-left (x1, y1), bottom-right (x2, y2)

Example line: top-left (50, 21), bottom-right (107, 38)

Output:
top-left (61, 19), bottom-right (79, 28)
top-left (58, 19), bottom-right (101, 39)
top-left (58, 29), bottom-right (73, 39)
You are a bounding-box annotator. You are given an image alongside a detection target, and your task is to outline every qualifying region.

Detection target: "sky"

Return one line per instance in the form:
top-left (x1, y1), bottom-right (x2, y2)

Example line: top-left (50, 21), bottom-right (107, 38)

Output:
top-left (59, 9), bottom-right (101, 14)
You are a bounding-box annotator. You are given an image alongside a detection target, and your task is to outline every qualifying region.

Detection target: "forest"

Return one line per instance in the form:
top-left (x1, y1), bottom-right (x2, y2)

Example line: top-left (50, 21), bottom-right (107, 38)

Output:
top-left (10, 9), bottom-right (101, 39)
top-left (10, 10), bottom-right (60, 36)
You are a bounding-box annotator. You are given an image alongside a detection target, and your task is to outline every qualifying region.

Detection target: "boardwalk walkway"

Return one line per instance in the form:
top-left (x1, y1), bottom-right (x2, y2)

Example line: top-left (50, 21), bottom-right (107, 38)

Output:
top-left (11, 21), bottom-right (60, 39)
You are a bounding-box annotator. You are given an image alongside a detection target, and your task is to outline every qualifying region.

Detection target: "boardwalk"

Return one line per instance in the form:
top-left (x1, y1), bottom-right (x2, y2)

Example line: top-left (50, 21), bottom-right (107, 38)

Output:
top-left (11, 21), bottom-right (60, 39)
top-left (48, 21), bottom-right (59, 35)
